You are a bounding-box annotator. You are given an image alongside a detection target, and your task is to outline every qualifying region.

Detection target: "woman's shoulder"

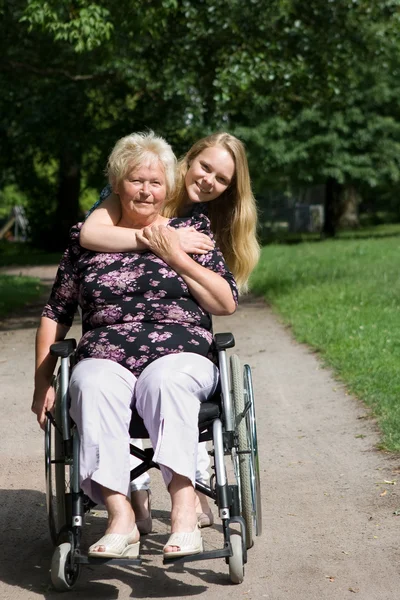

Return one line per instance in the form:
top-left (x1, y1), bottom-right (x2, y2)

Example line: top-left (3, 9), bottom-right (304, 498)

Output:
top-left (85, 184), bottom-right (112, 219)
top-left (69, 222), bottom-right (83, 238)
top-left (67, 223), bottom-right (84, 255)
top-left (169, 213), bottom-right (211, 234)
top-left (169, 203), bottom-right (211, 231)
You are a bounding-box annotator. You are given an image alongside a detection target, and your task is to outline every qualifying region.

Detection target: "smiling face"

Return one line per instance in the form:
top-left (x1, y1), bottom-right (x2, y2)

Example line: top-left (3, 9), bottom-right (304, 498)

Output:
top-left (116, 159), bottom-right (167, 226)
top-left (184, 146), bottom-right (235, 204)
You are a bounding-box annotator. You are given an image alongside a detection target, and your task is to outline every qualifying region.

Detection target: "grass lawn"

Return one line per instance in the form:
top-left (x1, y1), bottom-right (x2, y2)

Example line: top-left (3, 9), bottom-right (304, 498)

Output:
top-left (0, 274), bottom-right (46, 318)
top-left (0, 241), bottom-right (61, 267)
top-left (250, 234), bottom-right (400, 451)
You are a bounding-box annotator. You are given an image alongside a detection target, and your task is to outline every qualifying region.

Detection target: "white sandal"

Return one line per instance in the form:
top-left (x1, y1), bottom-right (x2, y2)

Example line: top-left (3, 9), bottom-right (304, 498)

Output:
top-left (88, 525), bottom-right (140, 558)
top-left (163, 525), bottom-right (203, 560)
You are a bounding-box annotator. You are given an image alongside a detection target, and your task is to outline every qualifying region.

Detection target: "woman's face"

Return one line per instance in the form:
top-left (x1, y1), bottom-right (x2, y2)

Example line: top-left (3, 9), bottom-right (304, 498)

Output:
top-left (185, 146), bottom-right (235, 204)
top-left (117, 160), bottom-right (167, 222)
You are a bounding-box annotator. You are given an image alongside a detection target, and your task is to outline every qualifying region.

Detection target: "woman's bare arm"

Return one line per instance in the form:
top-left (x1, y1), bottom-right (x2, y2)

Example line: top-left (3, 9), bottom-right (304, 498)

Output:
top-left (32, 316), bottom-right (70, 429)
top-left (80, 193), bottom-right (146, 251)
top-left (80, 193), bottom-right (213, 254)
top-left (136, 226), bottom-right (236, 316)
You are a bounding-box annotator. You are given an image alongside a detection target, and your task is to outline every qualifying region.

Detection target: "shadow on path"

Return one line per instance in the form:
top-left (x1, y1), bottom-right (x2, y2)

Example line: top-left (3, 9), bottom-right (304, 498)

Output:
top-left (0, 295), bottom-right (50, 332)
top-left (0, 489), bottom-right (231, 599)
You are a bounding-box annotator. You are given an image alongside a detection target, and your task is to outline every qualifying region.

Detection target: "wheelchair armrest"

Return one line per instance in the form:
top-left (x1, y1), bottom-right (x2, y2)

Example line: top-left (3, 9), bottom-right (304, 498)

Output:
top-left (214, 332), bottom-right (235, 350)
top-left (50, 338), bottom-right (77, 358)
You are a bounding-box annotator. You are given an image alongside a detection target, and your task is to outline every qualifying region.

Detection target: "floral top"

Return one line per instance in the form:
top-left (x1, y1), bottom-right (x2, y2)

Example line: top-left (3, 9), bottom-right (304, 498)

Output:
top-left (42, 216), bottom-right (238, 377)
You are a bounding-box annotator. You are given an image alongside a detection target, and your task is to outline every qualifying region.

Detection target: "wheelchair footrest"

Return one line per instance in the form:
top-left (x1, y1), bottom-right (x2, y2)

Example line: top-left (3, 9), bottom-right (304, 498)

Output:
top-left (73, 551), bottom-right (142, 566)
top-left (163, 543), bottom-right (231, 565)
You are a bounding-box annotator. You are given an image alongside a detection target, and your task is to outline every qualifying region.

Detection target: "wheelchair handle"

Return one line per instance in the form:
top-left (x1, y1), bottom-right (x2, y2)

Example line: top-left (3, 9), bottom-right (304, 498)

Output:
top-left (215, 333), bottom-right (235, 432)
top-left (50, 338), bottom-right (77, 358)
top-left (51, 339), bottom-right (77, 443)
top-left (214, 333), bottom-right (235, 351)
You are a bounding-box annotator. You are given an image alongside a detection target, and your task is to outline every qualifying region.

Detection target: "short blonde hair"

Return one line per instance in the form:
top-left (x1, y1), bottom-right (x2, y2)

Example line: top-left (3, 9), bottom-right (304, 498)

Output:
top-left (107, 131), bottom-right (176, 200)
top-left (163, 132), bottom-right (260, 292)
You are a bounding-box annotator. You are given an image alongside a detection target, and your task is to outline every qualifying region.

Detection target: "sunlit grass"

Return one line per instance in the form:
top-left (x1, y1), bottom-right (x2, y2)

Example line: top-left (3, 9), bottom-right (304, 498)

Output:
top-left (0, 274), bottom-right (45, 318)
top-left (259, 222), bottom-right (400, 245)
top-left (250, 235), bottom-right (400, 450)
top-left (0, 242), bottom-right (61, 267)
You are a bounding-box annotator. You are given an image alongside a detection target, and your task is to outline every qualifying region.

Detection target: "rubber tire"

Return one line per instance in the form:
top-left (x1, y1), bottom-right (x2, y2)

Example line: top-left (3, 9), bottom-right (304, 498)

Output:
top-left (244, 364), bottom-right (262, 538)
top-left (228, 532), bottom-right (245, 584)
top-left (46, 376), bottom-right (67, 545)
top-left (51, 542), bottom-right (80, 591)
top-left (230, 354), bottom-right (253, 549)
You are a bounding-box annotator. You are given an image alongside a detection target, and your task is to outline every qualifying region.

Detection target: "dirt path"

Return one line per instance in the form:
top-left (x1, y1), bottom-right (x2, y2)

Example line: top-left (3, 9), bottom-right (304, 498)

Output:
top-left (0, 266), bottom-right (399, 599)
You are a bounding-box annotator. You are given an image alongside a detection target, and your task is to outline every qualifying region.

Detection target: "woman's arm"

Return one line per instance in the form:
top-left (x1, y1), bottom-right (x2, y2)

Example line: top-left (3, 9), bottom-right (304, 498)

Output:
top-left (32, 317), bottom-right (70, 429)
top-left (80, 192), bottom-right (213, 254)
top-left (80, 193), bottom-right (146, 252)
top-left (33, 226), bottom-right (80, 428)
top-left (136, 225), bottom-right (237, 316)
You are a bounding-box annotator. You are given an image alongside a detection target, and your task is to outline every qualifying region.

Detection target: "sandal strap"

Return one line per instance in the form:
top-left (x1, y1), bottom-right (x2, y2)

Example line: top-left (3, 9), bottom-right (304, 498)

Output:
top-left (164, 527), bottom-right (202, 552)
top-left (197, 511), bottom-right (214, 527)
top-left (89, 525), bottom-right (139, 555)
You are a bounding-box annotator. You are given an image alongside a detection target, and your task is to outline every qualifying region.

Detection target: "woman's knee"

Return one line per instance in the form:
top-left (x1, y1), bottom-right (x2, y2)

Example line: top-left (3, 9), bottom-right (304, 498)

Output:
top-left (136, 353), bottom-right (218, 398)
top-left (70, 358), bottom-right (136, 397)
top-left (70, 359), bottom-right (106, 392)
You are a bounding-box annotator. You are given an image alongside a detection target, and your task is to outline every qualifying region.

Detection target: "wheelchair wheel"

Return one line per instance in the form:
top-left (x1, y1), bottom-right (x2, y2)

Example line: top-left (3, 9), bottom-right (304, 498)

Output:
top-left (51, 542), bottom-right (80, 591)
top-left (244, 364), bottom-right (262, 537)
top-left (230, 354), bottom-right (253, 549)
top-left (228, 532), bottom-right (244, 584)
top-left (45, 376), bottom-right (68, 545)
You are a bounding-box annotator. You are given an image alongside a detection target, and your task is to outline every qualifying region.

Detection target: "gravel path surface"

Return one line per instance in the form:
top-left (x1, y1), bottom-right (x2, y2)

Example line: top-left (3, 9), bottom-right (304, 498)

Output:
top-left (0, 266), bottom-right (399, 599)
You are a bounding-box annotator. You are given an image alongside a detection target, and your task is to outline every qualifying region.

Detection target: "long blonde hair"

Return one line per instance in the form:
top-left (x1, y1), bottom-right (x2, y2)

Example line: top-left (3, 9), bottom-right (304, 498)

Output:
top-left (163, 132), bottom-right (260, 293)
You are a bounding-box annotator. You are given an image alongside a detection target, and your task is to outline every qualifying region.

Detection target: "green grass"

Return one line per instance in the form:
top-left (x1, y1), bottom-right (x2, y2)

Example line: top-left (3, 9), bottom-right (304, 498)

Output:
top-left (0, 274), bottom-right (46, 318)
top-left (259, 222), bottom-right (400, 245)
top-left (0, 242), bottom-right (61, 267)
top-left (250, 235), bottom-right (400, 451)
top-left (338, 223), bottom-right (400, 239)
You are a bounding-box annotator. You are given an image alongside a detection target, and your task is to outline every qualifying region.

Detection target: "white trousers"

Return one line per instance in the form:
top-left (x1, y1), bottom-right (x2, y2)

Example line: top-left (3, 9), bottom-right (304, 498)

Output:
top-left (69, 354), bottom-right (218, 504)
top-left (134, 353), bottom-right (218, 488)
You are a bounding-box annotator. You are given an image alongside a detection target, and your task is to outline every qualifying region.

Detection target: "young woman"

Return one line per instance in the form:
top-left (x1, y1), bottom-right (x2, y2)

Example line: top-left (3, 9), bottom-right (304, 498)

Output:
top-left (80, 132), bottom-right (260, 532)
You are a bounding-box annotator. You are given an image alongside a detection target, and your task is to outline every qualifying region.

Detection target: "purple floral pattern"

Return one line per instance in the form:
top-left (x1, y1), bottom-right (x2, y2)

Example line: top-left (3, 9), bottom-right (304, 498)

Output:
top-left (42, 216), bottom-right (238, 377)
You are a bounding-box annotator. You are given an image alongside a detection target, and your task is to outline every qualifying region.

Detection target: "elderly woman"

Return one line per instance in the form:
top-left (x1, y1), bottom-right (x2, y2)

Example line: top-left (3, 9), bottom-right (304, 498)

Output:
top-left (80, 131), bottom-right (260, 529)
top-left (32, 131), bottom-right (237, 560)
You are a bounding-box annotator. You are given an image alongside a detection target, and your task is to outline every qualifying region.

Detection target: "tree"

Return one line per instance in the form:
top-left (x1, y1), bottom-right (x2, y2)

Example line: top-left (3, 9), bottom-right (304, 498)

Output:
top-left (2, 0), bottom-right (400, 245)
top-left (1, 0), bottom-right (196, 248)
top-left (230, 1), bottom-right (400, 235)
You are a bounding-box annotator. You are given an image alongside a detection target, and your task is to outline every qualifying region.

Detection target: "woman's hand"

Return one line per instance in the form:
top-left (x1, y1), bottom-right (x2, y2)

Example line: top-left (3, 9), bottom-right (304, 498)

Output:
top-left (32, 384), bottom-right (55, 430)
top-left (136, 225), bottom-right (184, 264)
top-left (175, 227), bottom-right (214, 254)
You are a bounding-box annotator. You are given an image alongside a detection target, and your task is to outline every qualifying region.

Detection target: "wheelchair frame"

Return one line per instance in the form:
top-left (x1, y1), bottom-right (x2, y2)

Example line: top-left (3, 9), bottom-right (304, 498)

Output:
top-left (44, 332), bottom-right (262, 590)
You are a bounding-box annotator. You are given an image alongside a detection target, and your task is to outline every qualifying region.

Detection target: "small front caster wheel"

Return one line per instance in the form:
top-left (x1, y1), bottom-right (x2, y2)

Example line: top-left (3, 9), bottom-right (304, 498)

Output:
top-left (51, 542), bottom-right (80, 591)
top-left (228, 533), bottom-right (244, 584)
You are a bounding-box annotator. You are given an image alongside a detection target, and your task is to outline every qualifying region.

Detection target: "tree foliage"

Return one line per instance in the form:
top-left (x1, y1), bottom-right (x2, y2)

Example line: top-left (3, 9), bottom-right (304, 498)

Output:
top-left (2, 0), bottom-right (400, 246)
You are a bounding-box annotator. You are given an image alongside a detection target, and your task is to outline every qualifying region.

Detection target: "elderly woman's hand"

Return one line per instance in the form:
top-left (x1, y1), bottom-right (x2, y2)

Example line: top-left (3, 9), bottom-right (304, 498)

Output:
top-left (175, 227), bottom-right (214, 255)
top-left (32, 384), bottom-right (55, 430)
top-left (136, 225), bottom-right (184, 264)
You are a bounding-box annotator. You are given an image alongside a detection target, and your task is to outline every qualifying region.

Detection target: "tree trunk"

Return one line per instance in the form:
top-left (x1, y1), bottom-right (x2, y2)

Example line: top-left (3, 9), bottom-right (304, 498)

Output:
top-left (54, 149), bottom-right (82, 250)
top-left (323, 177), bottom-right (342, 237)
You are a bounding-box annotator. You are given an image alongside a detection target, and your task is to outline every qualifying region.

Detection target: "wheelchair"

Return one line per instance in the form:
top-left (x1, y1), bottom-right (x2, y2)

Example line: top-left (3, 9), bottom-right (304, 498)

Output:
top-left (44, 332), bottom-right (262, 590)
